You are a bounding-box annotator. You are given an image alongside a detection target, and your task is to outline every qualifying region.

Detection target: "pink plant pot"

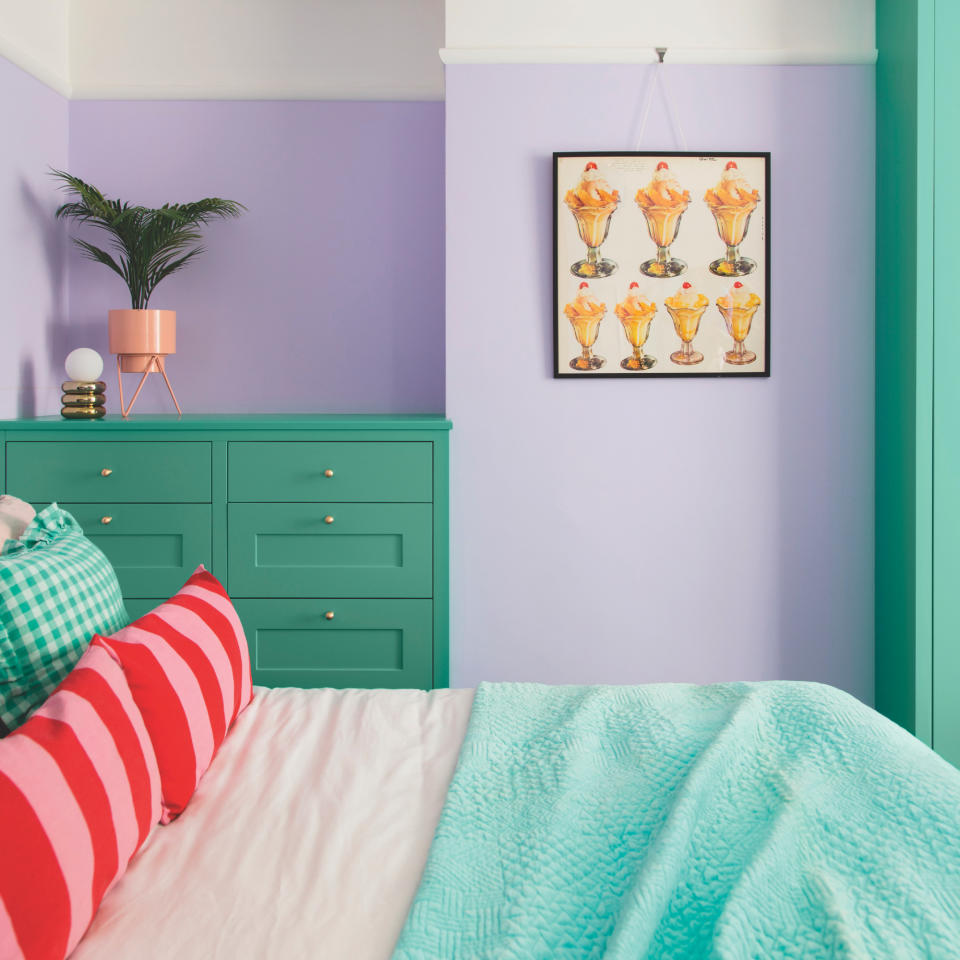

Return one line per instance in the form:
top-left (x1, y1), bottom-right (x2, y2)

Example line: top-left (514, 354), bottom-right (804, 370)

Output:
top-left (108, 309), bottom-right (176, 372)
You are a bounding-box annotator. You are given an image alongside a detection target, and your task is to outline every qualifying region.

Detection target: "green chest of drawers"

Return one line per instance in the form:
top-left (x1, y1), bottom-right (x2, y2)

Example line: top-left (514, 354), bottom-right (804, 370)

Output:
top-left (0, 415), bottom-right (451, 689)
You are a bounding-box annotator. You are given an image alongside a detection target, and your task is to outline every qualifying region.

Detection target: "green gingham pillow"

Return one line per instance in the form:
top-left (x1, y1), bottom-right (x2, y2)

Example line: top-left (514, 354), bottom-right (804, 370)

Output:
top-left (0, 503), bottom-right (129, 730)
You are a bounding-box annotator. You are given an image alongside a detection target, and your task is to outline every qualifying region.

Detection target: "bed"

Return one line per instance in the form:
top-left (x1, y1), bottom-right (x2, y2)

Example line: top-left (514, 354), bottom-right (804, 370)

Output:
top-left (3, 490), bottom-right (960, 958)
top-left (67, 679), bottom-right (960, 960)
top-left (71, 686), bottom-right (474, 960)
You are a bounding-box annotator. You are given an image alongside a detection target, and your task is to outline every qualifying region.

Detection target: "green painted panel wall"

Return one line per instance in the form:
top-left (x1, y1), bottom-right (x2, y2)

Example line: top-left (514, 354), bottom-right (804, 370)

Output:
top-left (932, 0), bottom-right (960, 765)
top-left (875, 0), bottom-right (934, 744)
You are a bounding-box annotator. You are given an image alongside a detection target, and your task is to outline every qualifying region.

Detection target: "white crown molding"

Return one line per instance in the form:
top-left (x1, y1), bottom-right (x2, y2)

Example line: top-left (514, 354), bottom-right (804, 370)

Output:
top-left (0, 35), bottom-right (70, 97)
top-left (440, 47), bottom-right (878, 66)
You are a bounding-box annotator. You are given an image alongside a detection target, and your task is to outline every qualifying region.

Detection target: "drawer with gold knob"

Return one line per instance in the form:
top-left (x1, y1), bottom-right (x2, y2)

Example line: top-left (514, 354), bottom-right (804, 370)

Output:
top-left (227, 441), bottom-right (432, 502)
top-left (232, 598), bottom-right (433, 689)
top-left (57, 503), bottom-right (212, 598)
top-left (227, 502), bottom-right (432, 598)
top-left (7, 441), bottom-right (212, 503)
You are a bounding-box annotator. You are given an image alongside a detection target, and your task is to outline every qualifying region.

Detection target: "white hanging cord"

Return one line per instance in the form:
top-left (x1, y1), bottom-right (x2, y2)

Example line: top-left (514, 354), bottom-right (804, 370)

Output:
top-left (633, 50), bottom-right (662, 148)
top-left (635, 48), bottom-right (689, 151)
top-left (658, 55), bottom-right (688, 151)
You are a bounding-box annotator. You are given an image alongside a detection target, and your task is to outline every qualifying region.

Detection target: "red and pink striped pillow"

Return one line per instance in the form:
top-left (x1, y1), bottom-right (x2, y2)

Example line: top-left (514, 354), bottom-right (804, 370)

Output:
top-left (0, 642), bottom-right (161, 960)
top-left (95, 566), bottom-right (252, 822)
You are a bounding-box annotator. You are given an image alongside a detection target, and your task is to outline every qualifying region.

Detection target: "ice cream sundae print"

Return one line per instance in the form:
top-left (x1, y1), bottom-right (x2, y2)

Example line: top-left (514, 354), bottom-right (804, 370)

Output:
top-left (564, 162), bottom-right (620, 279)
top-left (716, 281), bottom-right (761, 364)
top-left (635, 162), bottom-right (690, 278)
top-left (564, 281), bottom-right (607, 370)
top-left (615, 282), bottom-right (657, 371)
top-left (704, 161), bottom-right (761, 277)
top-left (664, 281), bottom-right (709, 365)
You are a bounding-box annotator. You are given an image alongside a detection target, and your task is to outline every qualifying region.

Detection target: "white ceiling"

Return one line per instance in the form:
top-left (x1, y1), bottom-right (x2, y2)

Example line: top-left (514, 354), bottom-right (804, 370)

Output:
top-left (0, 0), bottom-right (445, 99)
top-left (0, 0), bottom-right (875, 101)
top-left (69, 0), bottom-right (445, 100)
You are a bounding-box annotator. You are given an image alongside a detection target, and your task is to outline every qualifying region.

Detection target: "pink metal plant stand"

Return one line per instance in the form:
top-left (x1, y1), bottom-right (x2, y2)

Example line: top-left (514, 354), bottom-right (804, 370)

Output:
top-left (116, 354), bottom-right (182, 418)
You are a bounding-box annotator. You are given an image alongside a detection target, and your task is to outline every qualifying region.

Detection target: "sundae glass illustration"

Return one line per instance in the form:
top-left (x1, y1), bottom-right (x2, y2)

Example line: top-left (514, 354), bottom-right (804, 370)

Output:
top-left (563, 281), bottom-right (607, 371)
top-left (563, 162), bottom-right (620, 279)
top-left (664, 281), bottom-right (708, 365)
top-left (704, 161), bottom-right (760, 277)
top-left (716, 281), bottom-right (761, 364)
top-left (634, 161), bottom-right (690, 278)
top-left (615, 282), bottom-right (657, 370)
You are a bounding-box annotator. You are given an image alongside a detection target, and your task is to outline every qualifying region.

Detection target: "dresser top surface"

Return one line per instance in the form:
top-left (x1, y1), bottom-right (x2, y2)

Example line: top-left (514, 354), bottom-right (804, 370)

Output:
top-left (0, 414), bottom-right (452, 432)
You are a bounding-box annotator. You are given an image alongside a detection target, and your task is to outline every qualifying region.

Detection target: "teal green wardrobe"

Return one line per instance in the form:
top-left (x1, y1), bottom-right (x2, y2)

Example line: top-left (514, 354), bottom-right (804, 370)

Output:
top-left (0, 415), bottom-right (451, 691)
top-left (876, 0), bottom-right (960, 763)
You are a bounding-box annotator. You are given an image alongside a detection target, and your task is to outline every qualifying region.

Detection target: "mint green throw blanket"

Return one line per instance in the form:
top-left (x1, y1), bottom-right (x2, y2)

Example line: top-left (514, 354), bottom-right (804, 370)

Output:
top-left (393, 682), bottom-right (960, 959)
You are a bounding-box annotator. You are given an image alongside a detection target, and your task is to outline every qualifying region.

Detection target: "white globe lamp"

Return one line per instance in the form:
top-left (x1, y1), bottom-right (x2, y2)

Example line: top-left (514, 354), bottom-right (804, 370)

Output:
top-left (65, 348), bottom-right (104, 382)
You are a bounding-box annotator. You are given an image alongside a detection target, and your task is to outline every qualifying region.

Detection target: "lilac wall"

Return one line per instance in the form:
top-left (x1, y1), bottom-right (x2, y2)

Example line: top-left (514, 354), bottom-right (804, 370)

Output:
top-left (446, 65), bottom-right (875, 703)
top-left (66, 101), bottom-right (444, 414)
top-left (0, 56), bottom-right (68, 419)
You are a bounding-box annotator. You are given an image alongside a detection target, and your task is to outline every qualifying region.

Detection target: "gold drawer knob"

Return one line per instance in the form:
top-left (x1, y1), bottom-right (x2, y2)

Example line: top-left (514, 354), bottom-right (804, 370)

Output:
top-left (100, 468), bottom-right (113, 477)
top-left (324, 611), bottom-right (335, 621)
top-left (101, 516), bottom-right (113, 525)
top-left (324, 515), bottom-right (334, 524)
top-left (324, 469), bottom-right (334, 478)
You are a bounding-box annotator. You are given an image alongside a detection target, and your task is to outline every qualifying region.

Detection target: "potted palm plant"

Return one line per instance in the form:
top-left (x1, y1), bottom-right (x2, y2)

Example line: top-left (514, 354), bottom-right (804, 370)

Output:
top-left (51, 171), bottom-right (244, 395)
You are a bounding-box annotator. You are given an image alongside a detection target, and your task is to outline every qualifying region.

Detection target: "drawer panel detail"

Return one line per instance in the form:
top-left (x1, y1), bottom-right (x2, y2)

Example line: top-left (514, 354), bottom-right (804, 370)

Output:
top-left (228, 502), bottom-right (432, 598)
top-left (60, 503), bottom-right (212, 599)
top-left (233, 598), bottom-right (432, 689)
top-left (8, 441), bottom-right (212, 503)
top-left (123, 598), bottom-right (161, 622)
top-left (228, 441), bottom-right (432, 502)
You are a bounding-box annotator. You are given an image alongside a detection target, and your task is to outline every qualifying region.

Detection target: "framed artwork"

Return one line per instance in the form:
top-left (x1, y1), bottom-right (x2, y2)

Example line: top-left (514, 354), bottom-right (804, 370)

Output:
top-left (553, 152), bottom-right (770, 378)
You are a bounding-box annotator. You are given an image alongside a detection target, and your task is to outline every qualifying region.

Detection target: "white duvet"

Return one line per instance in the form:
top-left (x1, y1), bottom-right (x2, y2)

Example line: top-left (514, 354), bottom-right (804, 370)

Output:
top-left (72, 686), bottom-right (474, 960)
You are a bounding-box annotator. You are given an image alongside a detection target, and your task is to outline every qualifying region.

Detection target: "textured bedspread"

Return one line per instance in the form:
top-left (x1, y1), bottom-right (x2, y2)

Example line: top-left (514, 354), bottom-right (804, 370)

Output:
top-left (393, 681), bottom-right (960, 959)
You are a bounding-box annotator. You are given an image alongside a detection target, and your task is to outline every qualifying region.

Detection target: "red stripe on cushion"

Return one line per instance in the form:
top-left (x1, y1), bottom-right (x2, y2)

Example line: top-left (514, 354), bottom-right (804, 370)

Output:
top-left (0, 771), bottom-right (70, 960)
top-left (166, 591), bottom-right (244, 722)
top-left (191, 567), bottom-right (229, 601)
top-left (95, 637), bottom-right (197, 821)
top-left (178, 577), bottom-right (252, 705)
top-left (134, 612), bottom-right (227, 746)
top-left (59, 666), bottom-right (156, 846)
top-left (21, 718), bottom-right (118, 908)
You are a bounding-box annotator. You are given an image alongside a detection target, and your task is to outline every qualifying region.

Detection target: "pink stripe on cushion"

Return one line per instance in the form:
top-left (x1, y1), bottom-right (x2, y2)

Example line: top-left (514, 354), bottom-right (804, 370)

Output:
top-left (73, 651), bottom-right (162, 838)
top-left (34, 691), bottom-right (137, 875)
top-left (97, 567), bottom-right (253, 821)
top-left (94, 634), bottom-right (197, 823)
top-left (114, 624), bottom-right (215, 780)
top-left (0, 642), bottom-right (160, 960)
top-left (147, 605), bottom-right (232, 735)
top-left (108, 621), bottom-right (219, 804)
top-left (58, 653), bottom-right (160, 845)
top-left (0, 772), bottom-right (66, 960)
top-left (176, 580), bottom-right (252, 697)
top-left (1, 736), bottom-right (94, 951)
top-left (22, 716), bottom-right (118, 914)
top-left (165, 592), bottom-right (246, 720)
top-left (0, 892), bottom-right (27, 960)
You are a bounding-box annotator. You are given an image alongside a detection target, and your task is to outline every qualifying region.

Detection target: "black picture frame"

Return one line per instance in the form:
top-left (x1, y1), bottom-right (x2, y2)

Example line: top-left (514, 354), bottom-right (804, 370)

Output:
top-left (553, 151), bottom-right (771, 379)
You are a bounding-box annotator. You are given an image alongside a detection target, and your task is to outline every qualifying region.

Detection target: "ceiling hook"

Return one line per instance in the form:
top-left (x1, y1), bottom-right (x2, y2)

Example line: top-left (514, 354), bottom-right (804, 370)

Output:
top-left (656, 47), bottom-right (667, 64)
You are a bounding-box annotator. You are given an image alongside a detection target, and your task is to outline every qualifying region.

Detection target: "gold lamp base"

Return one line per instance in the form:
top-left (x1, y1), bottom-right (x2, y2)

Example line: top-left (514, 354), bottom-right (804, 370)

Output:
top-left (61, 381), bottom-right (106, 419)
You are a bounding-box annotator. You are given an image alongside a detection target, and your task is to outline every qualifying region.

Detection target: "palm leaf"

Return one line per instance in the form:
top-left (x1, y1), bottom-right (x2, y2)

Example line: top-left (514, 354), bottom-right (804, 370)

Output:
top-left (50, 169), bottom-right (245, 309)
top-left (72, 239), bottom-right (127, 282)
